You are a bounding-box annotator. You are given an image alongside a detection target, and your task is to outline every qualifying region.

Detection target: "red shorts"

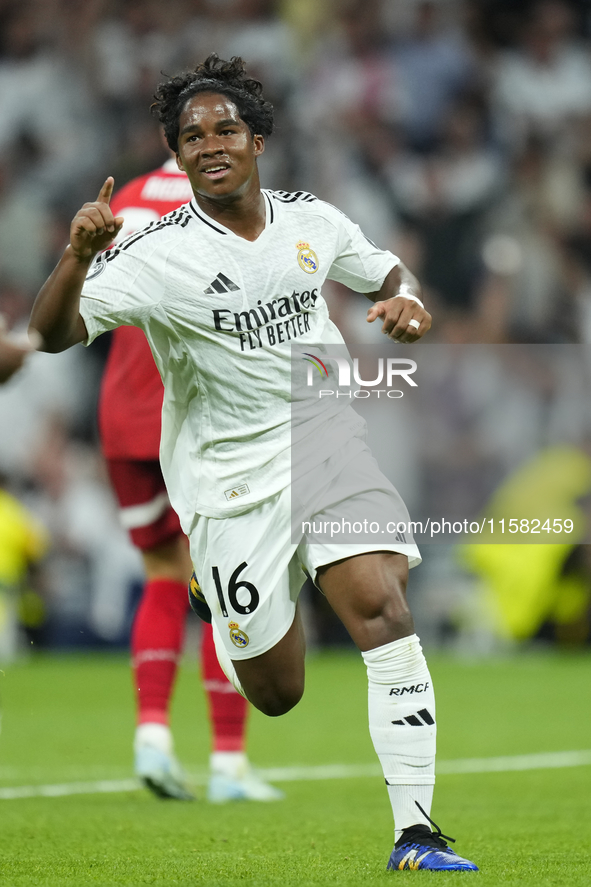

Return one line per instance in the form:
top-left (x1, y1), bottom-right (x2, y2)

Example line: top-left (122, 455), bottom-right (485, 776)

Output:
top-left (106, 459), bottom-right (182, 551)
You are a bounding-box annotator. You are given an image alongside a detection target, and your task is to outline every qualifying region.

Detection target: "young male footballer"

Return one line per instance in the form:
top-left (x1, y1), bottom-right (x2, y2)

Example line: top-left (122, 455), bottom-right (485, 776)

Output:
top-left (30, 54), bottom-right (477, 872)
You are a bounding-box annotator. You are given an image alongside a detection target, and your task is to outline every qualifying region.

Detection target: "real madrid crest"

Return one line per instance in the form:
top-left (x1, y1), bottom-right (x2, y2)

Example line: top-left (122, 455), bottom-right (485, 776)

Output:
top-left (228, 621), bottom-right (249, 648)
top-left (296, 241), bottom-right (319, 274)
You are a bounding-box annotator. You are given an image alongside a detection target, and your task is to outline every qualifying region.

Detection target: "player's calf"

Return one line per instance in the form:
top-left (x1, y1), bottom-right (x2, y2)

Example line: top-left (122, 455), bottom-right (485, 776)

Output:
top-left (318, 552), bottom-right (414, 651)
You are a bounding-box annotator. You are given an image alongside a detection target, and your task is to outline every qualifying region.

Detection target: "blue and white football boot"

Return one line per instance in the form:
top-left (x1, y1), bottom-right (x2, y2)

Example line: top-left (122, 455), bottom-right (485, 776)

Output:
top-left (388, 805), bottom-right (478, 872)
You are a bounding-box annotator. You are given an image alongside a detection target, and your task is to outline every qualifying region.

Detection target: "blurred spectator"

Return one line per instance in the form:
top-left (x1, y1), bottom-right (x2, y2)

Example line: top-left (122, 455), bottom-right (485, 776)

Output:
top-left (492, 0), bottom-right (591, 151)
top-left (559, 169), bottom-right (591, 344)
top-left (0, 154), bottom-right (53, 290)
top-left (26, 414), bottom-right (143, 645)
top-left (0, 340), bottom-right (98, 476)
top-left (461, 445), bottom-right (591, 644)
top-left (296, 1), bottom-right (400, 241)
top-left (0, 470), bottom-right (49, 659)
top-left (0, 312), bottom-right (39, 385)
top-left (386, 96), bottom-right (504, 311)
top-left (218, 0), bottom-right (298, 100)
top-left (482, 136), bottom-right (581, 340)
top-left (0, 1), bottom-right (104, 201)
top-left (390, 0), bottom-right (477, 152)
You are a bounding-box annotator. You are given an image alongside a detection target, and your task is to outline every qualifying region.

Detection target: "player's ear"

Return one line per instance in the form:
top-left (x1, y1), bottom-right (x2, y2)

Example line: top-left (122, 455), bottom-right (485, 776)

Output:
top-left (175, 153), bottom-right (185, 172)
top-left (253, 134), bottom-right (265, 157)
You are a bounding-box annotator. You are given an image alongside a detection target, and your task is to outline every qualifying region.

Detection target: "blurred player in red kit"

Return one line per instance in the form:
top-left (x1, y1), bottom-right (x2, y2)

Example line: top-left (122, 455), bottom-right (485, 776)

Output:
top-left (99, 157), bottom-right (283, 802)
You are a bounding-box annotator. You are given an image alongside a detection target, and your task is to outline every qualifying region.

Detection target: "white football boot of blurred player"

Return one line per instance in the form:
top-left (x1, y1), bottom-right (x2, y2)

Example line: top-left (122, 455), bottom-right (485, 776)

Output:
top-left (134, 722), bottom-right (194, 800)
top-left (206, 622), bottom-right (283, 800)
top-left (208, 751), bottom-right (284, 803)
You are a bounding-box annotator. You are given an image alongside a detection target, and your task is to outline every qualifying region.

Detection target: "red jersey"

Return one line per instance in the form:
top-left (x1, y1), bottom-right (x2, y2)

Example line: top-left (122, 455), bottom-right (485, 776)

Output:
top-left (98, 160), bottom-right (194, 459)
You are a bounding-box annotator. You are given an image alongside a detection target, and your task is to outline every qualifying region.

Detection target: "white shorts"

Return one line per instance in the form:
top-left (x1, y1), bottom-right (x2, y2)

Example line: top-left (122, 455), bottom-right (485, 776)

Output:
top-left (188, 442), bottom-right (421, 660)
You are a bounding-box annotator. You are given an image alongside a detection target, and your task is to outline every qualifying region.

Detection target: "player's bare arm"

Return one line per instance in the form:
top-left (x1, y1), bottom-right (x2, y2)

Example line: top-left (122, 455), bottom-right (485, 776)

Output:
top-left (366, 262), bottom-right (431, 343)
top-left (29, 178), bottom-right (124, 353)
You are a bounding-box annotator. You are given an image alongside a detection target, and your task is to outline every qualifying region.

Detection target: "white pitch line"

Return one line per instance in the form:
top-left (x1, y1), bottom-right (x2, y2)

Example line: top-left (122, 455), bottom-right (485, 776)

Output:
top-left (436, 749), bottom-right (591, 775)
top-left (258, 749), bottom-right (591, 782)
top-left (0, 779), bottom-right (140, 800)
top-left (0, 750), bottom-right (589, 801)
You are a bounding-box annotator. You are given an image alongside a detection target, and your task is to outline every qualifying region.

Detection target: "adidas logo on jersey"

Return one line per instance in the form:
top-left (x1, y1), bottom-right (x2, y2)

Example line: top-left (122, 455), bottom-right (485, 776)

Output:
top-left (224, 483), bottom-right (250, 501)
top-left (205, 272), bottom-right (240, 295)
top-left (391, 708), bottom-right (434, 727)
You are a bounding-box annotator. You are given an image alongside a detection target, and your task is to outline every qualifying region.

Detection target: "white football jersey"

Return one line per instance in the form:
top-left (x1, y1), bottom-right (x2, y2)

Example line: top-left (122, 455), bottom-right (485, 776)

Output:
top-left (80, 190), bottom-right (399, 530)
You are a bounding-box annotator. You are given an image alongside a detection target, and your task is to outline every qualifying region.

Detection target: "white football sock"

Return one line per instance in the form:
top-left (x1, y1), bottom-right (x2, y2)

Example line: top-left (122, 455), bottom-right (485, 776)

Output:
top-left (362, 634), bottom-right (436, 841)
top-left (210, 751), bottom-right (248, 778)
top-left (134, 722), bottom-right (173, 754)
top-left (211, 621), bottom-right (247, 698)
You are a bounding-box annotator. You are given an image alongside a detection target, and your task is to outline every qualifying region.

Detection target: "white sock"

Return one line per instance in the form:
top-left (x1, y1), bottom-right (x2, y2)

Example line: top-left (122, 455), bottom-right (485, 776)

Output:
top-left (210, 751), bottom-right (248, 778)
top-left (134, 722), bottom-right (173, 755)
top-left (211, 621), bottom-right (247, 698)
top-left (362, 634), bottom-right (436, 842)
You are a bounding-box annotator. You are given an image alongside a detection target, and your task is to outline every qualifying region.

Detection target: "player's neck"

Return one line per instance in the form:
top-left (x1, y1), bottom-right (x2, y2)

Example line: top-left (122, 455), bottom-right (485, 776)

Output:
top-left (195, 184), bottom-right (266, 242)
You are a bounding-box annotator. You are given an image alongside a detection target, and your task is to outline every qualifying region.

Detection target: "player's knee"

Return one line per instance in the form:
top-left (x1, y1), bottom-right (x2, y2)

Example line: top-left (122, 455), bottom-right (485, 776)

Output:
top-left (381, 589), bottom-right (414, 637)
top-left (346, 586), bottom-right (414, 649)
top-left (360, 586), bottom-right (413, 632)
top-left (386, 606), bottom-right (414, 639)
top-left (233, 625), bottom-right (306, 716)
top-left (259, 694), bottom-right (301, 718)
top-left (248, 677), bottom-right (304, 718)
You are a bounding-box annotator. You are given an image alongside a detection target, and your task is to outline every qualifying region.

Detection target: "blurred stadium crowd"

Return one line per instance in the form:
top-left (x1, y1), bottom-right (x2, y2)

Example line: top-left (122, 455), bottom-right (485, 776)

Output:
top-left (2, 0), bottom-right (591, 654)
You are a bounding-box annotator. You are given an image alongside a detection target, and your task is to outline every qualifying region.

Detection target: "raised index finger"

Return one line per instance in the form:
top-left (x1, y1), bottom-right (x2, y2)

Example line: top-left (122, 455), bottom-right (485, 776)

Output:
top-left (97, 177), bottom-right (114, 204)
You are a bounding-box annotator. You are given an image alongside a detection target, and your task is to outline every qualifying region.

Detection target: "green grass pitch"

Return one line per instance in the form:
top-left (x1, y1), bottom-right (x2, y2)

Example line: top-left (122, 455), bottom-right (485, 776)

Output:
top-left (0, 646), bottom-right (590, 886)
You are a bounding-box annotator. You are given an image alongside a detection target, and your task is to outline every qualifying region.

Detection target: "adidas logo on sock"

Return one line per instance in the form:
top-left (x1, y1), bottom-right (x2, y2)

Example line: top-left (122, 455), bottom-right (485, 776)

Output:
top-left (392, 708), bottom-right (434, 726)
top-left (204, 272), bottom-right (240, 294)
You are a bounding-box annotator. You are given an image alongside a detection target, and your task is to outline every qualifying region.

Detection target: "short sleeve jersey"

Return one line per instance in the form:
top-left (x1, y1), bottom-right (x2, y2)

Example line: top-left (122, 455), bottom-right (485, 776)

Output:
top-left (99, 160), bottom-right (194, 459)
top-left (80, 189), bottom-right (399, 530)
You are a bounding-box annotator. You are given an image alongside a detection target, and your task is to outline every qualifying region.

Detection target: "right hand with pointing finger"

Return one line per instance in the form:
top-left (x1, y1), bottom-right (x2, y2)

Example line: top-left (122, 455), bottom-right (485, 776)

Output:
top-left (70, 177), bottom-right (124, 261)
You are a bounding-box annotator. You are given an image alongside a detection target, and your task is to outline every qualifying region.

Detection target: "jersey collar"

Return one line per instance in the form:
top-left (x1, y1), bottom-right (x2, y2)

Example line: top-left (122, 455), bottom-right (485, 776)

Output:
top-left (189, 200), bottom-right (229, 235)
top-left (189, 190), bottom-right (275, 238)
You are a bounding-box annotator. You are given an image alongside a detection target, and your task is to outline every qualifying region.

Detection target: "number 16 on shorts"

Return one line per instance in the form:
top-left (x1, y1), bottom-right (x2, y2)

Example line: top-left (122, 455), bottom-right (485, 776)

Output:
top-left (211, 562), bottom-right (260, 616)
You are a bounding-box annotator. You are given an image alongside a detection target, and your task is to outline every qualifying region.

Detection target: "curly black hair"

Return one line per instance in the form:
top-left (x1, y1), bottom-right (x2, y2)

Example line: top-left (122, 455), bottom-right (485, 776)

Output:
top-left (152, 54), bottom-right (274, 153)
